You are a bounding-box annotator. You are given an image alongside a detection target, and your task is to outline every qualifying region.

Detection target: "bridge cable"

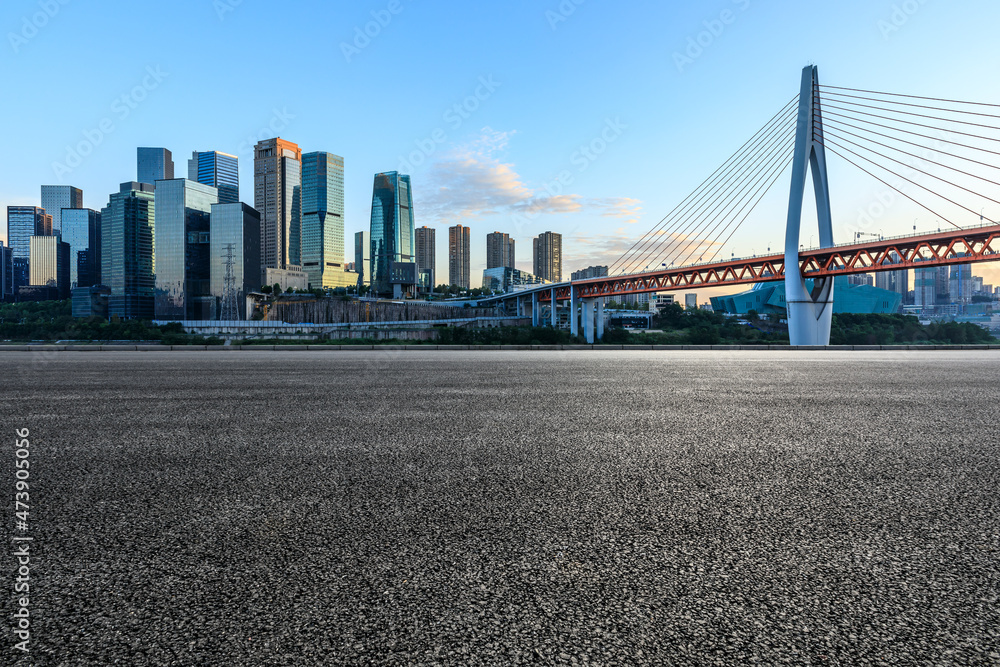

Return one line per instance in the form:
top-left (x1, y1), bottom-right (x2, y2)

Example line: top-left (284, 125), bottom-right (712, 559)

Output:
top-left (818, 84), bottom-right (1000, 110)
top-left (621, 105), bottom-right (798, 273)
top-left (817, 88), bottom-right (1000, 122)
top-left (609, 96), bottom-right (799, 275)
top-left (818, 102), bottom-right (1000, 144)
top-left (632, 114), bottom-right (797, 273)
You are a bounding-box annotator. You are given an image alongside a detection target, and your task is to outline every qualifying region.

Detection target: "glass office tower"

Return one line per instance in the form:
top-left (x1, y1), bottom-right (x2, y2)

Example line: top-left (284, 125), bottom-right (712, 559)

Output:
top-left (154, 179), bottom-right (219, 320)
top-left (61, 208), bottom-right (101, 287)
top-left (29, 235), bottom-right (71, 298)
top-left (40, 185), bottom-right (83, 235)
top-left (300, 152), bottom-right (347, 289)
top-left (369, 171), bottom-right (414, 295)
top-left (7, 206), bottom-right (52, 291)
top-left (137, 147), bottom-right (174, 185)
top-left (0, 242), bottom-right (12, 299)
top-left (188, 151), bottom-right (239, 204)
top-left (253, 138), bottom-right (302, 271)
top-left (355, 231), bottom-right (370, 287)
top-left (101, 182), bottom-right (155, 319)
top-left (210, 202), bottom-right (261, 319)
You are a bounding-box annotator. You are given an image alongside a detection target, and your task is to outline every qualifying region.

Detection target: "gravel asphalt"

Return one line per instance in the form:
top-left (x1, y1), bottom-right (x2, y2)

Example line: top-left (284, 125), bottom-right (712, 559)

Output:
top-left (3, 350), bottom-right (999, 666)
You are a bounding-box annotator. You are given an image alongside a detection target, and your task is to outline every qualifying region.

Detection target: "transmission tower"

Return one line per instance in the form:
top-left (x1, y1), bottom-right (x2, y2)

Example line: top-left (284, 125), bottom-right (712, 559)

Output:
top-left (221, 243), bottom-right (240, 321)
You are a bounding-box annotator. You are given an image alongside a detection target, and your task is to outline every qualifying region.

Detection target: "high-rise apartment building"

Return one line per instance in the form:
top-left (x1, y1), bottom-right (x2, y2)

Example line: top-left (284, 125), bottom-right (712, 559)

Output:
top-left (188, 151), bottom-right (239, 204)
top-left (61, 208), bottom-right (101, 288)
top-left (369, 171), bottom-right (415, 295)
top-left (101, 182), bottom-right (156, 319)
top-left (415, 226), bottom-right (435, 290)
top-left (254, 138), bottom-right (302, 272)
top-left (7, 206), bottom-right (52, 291)
top-left (40, 185), bottom-right (83, 235)
top-left (210, 202), bottom-right (261, 319)
top-left (154, 179), bottom-right (219, 320)
top-left (300, 152), bottom-right (350, 289)
top-left (29, 235), bottom-right (71, 299)
top-left (874, 267), bottom-right (908, 304)
top-left (950, 263), bottom-right (973, 305)
top-left (486, 231), bottom-right (514, 269)
top-left (354, 231), bottom-right (371, 287)
top-left (137, 147), bottom-right (174, 185)
top-left (448, 225), bottom-right (470, 289)
top-left (533, 231), bottom-right (562, 283)
top-left (571, 265), bottom-right (608, 281)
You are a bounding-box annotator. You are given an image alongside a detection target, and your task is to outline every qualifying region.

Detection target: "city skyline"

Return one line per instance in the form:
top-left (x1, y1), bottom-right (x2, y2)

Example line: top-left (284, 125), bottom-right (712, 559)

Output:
top-left (4, 1), bottom-right (1000, 291)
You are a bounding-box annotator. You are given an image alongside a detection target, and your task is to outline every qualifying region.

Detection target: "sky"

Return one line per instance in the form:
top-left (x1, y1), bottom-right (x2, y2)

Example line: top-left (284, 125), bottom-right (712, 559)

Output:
top-left (2, 0), bottom-right (999, 292)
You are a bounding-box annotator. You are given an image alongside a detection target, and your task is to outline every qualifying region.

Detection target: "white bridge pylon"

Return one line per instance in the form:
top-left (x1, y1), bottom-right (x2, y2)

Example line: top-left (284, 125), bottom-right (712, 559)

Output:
top-left (784, 65), bottom-right (835, 345)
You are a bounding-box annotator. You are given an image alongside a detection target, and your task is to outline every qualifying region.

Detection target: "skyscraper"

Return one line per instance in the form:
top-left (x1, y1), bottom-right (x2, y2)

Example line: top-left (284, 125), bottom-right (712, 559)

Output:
top-left (0, 242), bottom-right (12, 299)
top-left (137, 147), bottom-right (174, 185)
top-left (354, 231), bottom-right (371, 287)
top-left (950, 262), bottom-right (973, 305)
top-left (210, 202), bottom-right (261, 319)
top-left (486, 231), bottom-right (515, 269)
top-left (533, 231), bottom-right (562, 282)
top-left (29, 235), bottom-right (71, 298)
top-left (254, 138), bottom-right (302, 271)
top-left (7, 206), bottom-right (51, 291)
top-left (448, 225), bottom-right (470, 289)
top-left (40, 185), bottom-right (83, 235)
top-left (154, 179), bottom-right (219, 320)
top-left (101, 182), bottom-right (156, 319)
top-left (188, 151), bottom-right (239, 204)
top-left (300, 151), bottom-right (350, 289)
top-left (415, 226), bottom-right (435, 291)
top-left (60, 208), bottom-right (101, 288)
top-left (369, 171), bottom-right (415, 295)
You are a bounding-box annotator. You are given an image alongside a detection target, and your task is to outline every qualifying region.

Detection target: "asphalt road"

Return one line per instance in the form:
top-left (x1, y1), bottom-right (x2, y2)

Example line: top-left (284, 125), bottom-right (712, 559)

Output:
top-left (3, 350), bottom-right (999, 666)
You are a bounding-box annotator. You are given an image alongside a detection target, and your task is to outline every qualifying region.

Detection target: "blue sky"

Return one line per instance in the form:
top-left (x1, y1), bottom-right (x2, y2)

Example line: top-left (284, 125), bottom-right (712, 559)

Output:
top-left (3, 0), bottom-right (999, 289)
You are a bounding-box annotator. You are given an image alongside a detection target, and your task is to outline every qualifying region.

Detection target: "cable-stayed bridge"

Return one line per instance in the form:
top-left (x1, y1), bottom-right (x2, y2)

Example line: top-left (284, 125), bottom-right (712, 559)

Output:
top-left (481, 66), bottom-right (1000, 344)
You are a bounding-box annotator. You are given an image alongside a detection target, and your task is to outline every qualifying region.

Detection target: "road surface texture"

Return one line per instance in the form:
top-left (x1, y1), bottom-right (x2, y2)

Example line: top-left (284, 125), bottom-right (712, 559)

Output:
top-left (3, 350), bottom-right (999, 665)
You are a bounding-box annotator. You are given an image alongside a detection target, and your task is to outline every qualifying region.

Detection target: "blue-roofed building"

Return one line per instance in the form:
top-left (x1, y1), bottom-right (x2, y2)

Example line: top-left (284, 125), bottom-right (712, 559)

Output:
top-left (710, 276), bottom-right (902, 316)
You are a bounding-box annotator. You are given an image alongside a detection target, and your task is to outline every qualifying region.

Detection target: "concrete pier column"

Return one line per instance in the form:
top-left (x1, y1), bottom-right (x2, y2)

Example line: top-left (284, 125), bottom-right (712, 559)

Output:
top-left (583, 298), bottom-right (595, 344)
top-left (531, 291), bottom-right (539, 326)
top-left (550, 287), bottom-right (557, 327)
top-left (570, 287), bottom-right (579, 336)
top-left (596, 300), bottom-right (605, 341)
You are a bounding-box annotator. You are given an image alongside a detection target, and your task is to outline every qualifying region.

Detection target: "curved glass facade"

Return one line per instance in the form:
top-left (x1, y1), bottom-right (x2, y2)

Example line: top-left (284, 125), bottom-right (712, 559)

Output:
top-left (369, 172), bottom-right (414, 295)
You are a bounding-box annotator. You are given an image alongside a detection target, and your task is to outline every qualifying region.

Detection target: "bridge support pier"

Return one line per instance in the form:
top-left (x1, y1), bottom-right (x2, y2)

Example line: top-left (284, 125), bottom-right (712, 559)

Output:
top-left (551, 288), bottom-right (557, 327)
top-left (596, 300), bottom-right (604, 341)
top-left (582, 298), bottom-right (596, 344)
top-left (570, 287), bottom-right (579, 337)
top-left (785, 65), bottom-right (835, 346)
top-left (531, 292), bottom-right (539, 326)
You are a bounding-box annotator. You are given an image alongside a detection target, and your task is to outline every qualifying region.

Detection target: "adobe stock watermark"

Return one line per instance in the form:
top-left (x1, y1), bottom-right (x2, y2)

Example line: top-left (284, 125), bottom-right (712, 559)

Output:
top-left (396, 75), bottom-right (502, 173)
top-left (546, 0), bottom-right (586, 30)
top-left (511, 117), bottom-right (627, 231)
top-left (673, 0), bottom-right (751, 73)
top-left (341, 0), bottom-right (408, 63)
top-left (51, 66), bottom-right (169, 179)
top-left (878, 0), bottom-right (930, 40)
top-left (235, 108), bottom-right (296, 160)
top-left (213, 0), bottom-right (242, 21)
top-left (8, 0), bottom-right (71, 54)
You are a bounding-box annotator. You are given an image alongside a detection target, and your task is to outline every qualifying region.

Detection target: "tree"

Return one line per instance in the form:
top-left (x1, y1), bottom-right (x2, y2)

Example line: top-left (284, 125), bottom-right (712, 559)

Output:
top-left (260, 284), bottom-right (272, 295)
top-left (273, 283), bottom-right (281, 295)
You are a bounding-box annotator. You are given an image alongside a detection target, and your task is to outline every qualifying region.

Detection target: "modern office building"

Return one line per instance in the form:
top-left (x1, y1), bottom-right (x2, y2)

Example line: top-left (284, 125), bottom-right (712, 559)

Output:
top-left (369, 171), bottom-right (415, 295)
top-left (448, 224), bottom-right (470, 289)
top-left (29, 235), bottom-right (71, 299)
top-left (300, 151), bottom-right (351, 289)
top-left (486, 231), bottom-right (515, 270)
top-left (354, 231), bottom-right (371, 287)
top-left (154, 179), bottom-right (219, 320)
top-left (710, 277), bottom-right (902, 316)
top-left (874, 267), bottom-right (908, 305)
top-left (0, 242), bottom-right (11, 299)
top-left (137, 147), bottom-right (174, 185)
top-left (415, 226), bottom-right (435, 291)
top-left (950, 263), bottom-right (974, 305)
top-left (101, 182), bottom-right (156, 319)
top-left (40, 185), bottom-right (83, 235)
top-left (188, 151), bottom-right (239, 204)
top-left (571, 265), bottom-right (608, 281)
top-left (254, 137), bottom-right (302, 272)
top-left (71, 285), bottom-right (110, 318)
top-left (481, 266), bottom-right (548, 293)
top-left (7, 206), bottom-right (52, 291)
top-left (60, 208), bottom-right (101, 288)
top-left (533, 231), bottom-right (562, 283)
top-left (914, 266), bottom-right (950, 311)
top-left (210, 202), bottom-right (261, 319)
